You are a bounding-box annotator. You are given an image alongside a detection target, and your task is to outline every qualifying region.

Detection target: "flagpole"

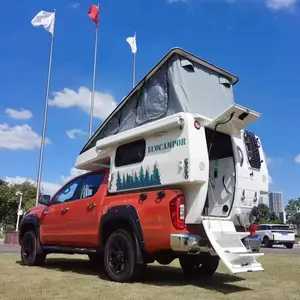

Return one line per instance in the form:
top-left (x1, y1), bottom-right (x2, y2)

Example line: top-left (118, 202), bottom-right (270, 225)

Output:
top-left (35, 10), bottom-right (56, 206)
top-left (132, 32), bottom-right (136, 89)
top-left (89, 3), bottom-right (99, 139)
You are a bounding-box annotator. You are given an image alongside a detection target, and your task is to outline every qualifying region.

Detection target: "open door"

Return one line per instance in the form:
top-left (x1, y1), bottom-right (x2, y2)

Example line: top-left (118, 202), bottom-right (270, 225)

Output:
top-left (207, 104), bottom-right (261, 135)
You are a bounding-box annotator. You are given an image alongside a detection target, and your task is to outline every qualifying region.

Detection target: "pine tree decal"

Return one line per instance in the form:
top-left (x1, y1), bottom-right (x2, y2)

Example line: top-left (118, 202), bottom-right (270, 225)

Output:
top-left (151, 162), bottom-right (161, 185)
top-left (144, 167), bottom-right (150, 186)
top-left (116, 171), bottom-right (122, 190)
top-left (115, 163), bottom-right (161, 191)
top-left (139, 166), bottom-right (145, 186)
top-left (134, 171), bottom-right (139, 188)
top-left (122, 174), bottom-right (126, 189)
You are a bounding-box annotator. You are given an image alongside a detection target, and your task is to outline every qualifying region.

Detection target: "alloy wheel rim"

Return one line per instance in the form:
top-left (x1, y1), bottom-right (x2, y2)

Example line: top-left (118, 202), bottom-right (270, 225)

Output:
top-left (22, 236), bottom-right (34, 261)
top-left (108, 237), bottom-right (127, 275)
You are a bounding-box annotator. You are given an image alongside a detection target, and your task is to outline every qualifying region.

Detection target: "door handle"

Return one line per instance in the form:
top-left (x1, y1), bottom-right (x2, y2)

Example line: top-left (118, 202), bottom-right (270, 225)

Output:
top-left (61, 207), bottom-right (69, 213)
top-left (87, 203), bottom-right (96, 208)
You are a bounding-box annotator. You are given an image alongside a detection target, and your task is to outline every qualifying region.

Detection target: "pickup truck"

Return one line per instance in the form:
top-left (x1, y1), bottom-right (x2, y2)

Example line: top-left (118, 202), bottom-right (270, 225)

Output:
top-left (19, 169), bottom-right (219, 283)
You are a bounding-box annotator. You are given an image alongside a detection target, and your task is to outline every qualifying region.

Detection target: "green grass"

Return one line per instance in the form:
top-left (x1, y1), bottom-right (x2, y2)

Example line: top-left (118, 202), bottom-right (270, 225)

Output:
top-left (0, 233), bottom-right (4, 239)
top-left (0, 253), bottom-right (299, 300)
top-left (295, 236), bottom-right (300, 243)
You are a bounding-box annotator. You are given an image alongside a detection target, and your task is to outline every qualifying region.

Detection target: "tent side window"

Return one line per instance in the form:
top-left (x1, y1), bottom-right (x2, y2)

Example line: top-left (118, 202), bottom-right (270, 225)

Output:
top-left (115, 139), bottom-right (146, 167)
top-left (135, 65), bottom-right (168, 125)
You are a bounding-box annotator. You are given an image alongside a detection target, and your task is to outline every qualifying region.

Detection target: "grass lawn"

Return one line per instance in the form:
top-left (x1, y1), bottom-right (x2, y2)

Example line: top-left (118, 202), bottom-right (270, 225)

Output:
top-left (0, 253), bottom-right (298, 300)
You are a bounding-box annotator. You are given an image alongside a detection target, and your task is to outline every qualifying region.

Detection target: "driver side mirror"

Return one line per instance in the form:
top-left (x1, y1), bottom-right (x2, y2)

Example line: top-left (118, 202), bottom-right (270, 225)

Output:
top-left (39, 195), bottom-right (51, 206)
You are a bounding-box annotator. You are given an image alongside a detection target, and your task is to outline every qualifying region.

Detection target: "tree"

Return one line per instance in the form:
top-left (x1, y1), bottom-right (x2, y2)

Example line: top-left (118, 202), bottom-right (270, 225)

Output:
top-left (0, 180), bottom-right (41, 230)
top-left (139, 166), bottom-right (145, 186)
top-left (116, 171), bottom-right (122, 190)
top-left (144, 168), bottom-right (150, 186)
top-left (258, 203), bottom-right (270, 221)
top-left (134, 172), bottom-right (139, 188)
top-left (151, 163), bottom-right (161, 186)
top-left (285, 198), bottom-right (300, 226)
top-left (257, 203), bottom-right (283, 224)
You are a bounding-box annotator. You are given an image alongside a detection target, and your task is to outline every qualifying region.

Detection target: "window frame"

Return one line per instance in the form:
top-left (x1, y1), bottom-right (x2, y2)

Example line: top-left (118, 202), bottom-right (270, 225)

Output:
top-left (80, 172), bottom-right (106, 200)
top-left (114, 139), bottom-right (146, 167)
top-left (51, 177), bottom-right (86, 205)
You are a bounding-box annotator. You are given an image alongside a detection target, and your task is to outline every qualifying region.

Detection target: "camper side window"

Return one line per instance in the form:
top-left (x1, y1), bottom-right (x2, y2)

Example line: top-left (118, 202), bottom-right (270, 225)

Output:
top-left (115, 139), bottom-right (146, 167)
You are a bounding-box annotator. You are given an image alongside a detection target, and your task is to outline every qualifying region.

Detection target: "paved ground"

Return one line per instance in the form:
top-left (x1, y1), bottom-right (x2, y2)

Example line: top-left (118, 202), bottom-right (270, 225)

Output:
top-left (0, 244), bottom-right (299, 254)
top-left (0, 244), bottom-right (20, 254)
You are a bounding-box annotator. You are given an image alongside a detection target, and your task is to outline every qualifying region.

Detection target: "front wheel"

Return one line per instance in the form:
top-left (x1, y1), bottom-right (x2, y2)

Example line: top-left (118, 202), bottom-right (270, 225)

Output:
top-left (21, 231), bottom-right (46, 266)
top-left (103, 229), bottom-right (142, 282)
top-left (179, 255), bottom-right (220, 277)
top-left (285, 243), bottom-right (294, 249)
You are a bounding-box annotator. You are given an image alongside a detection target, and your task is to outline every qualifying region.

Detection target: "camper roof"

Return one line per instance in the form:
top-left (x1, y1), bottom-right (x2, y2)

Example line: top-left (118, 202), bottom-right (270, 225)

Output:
top-left (80, 47), bottom-right (238, 155)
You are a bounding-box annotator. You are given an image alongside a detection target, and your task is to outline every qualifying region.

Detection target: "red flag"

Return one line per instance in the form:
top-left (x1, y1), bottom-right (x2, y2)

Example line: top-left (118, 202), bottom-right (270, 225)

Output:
top-left (88, 4), bottom-right (99, 27)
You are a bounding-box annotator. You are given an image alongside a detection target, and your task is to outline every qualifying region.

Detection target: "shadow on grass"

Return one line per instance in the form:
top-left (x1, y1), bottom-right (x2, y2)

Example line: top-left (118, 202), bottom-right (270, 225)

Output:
top-left (16, 258), bottom-right (250, 295)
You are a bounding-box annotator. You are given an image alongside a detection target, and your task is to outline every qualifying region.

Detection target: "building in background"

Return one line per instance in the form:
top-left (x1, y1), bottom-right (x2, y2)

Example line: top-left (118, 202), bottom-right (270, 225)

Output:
top-left (259, 193), bottom-right (269, 206)
top-left (279, 211), bottom-right (286, 223)
top-left (269, 191), bottom-right (284, 217)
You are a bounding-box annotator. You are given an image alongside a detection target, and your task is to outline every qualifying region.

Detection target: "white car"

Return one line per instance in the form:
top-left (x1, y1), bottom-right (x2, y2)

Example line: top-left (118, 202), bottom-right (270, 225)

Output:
top-left (256, 224), bottom-right (295, 249)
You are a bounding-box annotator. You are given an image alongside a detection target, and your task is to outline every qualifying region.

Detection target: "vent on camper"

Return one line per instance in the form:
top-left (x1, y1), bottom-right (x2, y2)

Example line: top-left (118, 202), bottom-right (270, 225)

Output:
top-left (243, 131), bottom-right (261, 169)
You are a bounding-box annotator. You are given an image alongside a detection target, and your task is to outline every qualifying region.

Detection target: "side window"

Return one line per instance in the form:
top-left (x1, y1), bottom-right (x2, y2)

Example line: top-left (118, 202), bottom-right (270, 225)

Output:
top-left (53, 178), bottom-right (84, 204)
top-left (80, 173), bottom-right (105, 199)
top-left (115, 139), bottom-right (146, 167)
top-left (266, 225), bottom-right (271, 230)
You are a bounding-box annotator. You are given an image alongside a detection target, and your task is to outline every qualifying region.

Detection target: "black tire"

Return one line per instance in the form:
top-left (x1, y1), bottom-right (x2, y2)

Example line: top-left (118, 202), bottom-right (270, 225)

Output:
top-left (252, 248), bottom-right (260, 253)
top-left (263, 236), bottom-right (273, 248)
top-left (179, 255), bottom-right (220, 277)
top-left (103, 229), bottom-right (142, 283)
top-left (286, 243), bottom-right (294, 249)
top-left (21, 231), bottom-right (46, 266)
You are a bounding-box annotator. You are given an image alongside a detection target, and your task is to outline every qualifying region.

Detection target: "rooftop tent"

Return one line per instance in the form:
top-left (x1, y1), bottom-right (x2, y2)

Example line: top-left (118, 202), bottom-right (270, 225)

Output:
top-left (80, 47), bottom-right (238, 154)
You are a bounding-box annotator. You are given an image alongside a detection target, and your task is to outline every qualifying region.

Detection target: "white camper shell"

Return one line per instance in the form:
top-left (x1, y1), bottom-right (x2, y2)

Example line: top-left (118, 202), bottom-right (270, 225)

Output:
top-left (75, 48), bottom-right (269, 274)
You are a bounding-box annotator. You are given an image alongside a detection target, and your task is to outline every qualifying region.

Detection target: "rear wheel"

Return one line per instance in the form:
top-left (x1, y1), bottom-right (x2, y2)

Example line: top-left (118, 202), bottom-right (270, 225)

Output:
top-left (263, 236), bottom-right (273, 248)
top-left (179, 255), bottom-right (220, 277)
top-left (103, 229), bottom-right (143, 282)
top-left (285, 243), bottom-right (294, 249)
top-left (21, 231), bottom-right (46, 266)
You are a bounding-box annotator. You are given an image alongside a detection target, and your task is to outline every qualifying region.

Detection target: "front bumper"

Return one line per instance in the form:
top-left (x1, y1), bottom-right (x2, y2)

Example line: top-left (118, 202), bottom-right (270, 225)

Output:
top-left (170, 233), bottom-right (216, 255)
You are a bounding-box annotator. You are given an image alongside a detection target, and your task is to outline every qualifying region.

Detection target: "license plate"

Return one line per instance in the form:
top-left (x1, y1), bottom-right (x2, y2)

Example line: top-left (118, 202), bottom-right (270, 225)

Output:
top-left (282, 233), bottom-right (287, 236)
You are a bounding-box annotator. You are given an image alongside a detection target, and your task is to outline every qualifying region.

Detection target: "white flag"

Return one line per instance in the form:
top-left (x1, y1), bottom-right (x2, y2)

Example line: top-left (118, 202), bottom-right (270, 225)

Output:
top-left (31, 10), bottom-right (55, 35)
top-left (126, 33), bottom-right (137, 54)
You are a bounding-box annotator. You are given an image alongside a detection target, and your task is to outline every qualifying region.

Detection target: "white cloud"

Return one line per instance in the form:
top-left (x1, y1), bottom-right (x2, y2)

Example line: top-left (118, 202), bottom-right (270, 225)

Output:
top-left (61, 167), bottom-right (86, 183)
top-left (269, 174), bottom-right (273, 184)
top-left (5, 108), bottom-right (33, 120)
top-left (266, 0), bottom-right (297, 10)
top-left (224, 0), bottom-right (297, 10)
top-left (48, 86), bottom-right (117, 120)
top-left (71, 2), bottom-right (80, 8)
top-left (4, 167), bottom-right (87, 198)
top-left (66, 129), bottom-right (88, 139)
top-left (0, 123), bottom-right (50, 150)
top-left (294, 154), bottom-right (300, 163)
top-left (4, 176), bottom-right (61, 196)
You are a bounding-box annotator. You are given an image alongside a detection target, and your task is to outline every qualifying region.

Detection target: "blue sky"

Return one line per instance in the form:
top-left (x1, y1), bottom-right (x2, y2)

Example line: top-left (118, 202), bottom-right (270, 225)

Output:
top-left (0, 0), bottom-right (299, 206)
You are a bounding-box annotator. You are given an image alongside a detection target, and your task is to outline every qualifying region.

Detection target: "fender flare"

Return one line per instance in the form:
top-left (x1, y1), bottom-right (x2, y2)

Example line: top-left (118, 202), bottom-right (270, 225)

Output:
top-left (99, 205), bottom-right (146, 262)
top-left (19, 214), bottom-right (41, 244)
